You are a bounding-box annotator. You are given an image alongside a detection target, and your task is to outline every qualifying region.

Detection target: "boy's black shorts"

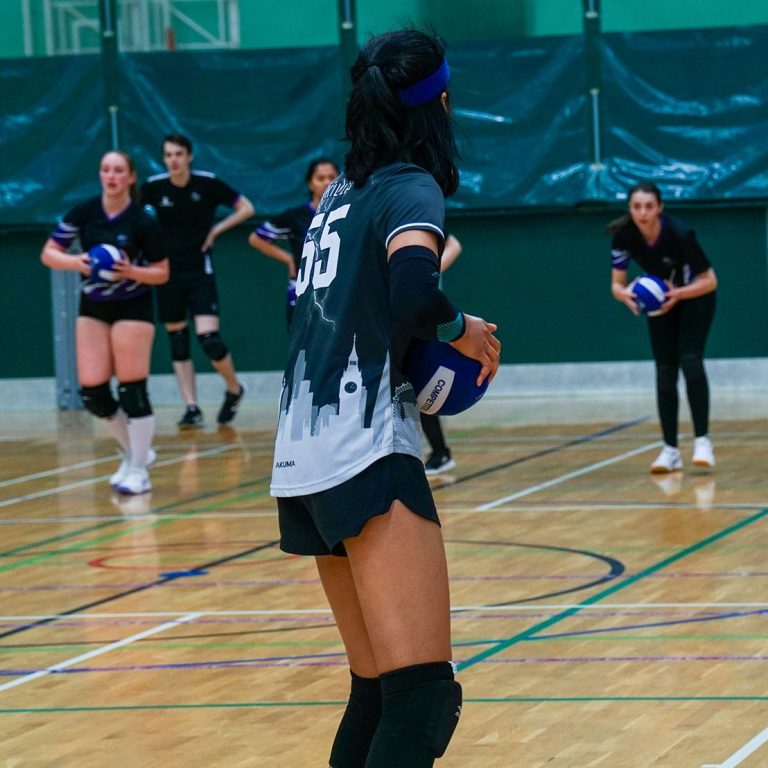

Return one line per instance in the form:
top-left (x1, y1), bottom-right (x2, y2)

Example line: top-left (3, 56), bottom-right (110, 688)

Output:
top-left (276, 453), bottom-right (439, 557)
top-left (156, 268), bottom-right (220, 323)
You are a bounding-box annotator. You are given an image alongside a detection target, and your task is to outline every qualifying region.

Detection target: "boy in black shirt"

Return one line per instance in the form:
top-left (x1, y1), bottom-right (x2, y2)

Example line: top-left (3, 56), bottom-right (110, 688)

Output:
top-left (141, 133), bottom-right (254, 427)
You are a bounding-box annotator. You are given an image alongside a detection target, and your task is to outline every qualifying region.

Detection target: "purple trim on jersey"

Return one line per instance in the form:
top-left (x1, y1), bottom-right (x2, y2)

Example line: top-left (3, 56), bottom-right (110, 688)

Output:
top-left (52, 221), bottom-right (79, 248)
top-left (611, 248), bottom-right (630, 270)
top-left (82, 279), bottom-right (150, 302)
top-left (255, 222), bottom-right (288, 242)
top-left (255, 203), bottom-right (315, 242)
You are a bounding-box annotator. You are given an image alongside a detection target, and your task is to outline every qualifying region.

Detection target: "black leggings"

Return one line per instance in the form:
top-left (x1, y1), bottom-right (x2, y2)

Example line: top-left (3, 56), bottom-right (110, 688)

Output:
top-left (420, 413), bottom-right (449, 455)
top-left (647, 292), bottom-right (716, 447)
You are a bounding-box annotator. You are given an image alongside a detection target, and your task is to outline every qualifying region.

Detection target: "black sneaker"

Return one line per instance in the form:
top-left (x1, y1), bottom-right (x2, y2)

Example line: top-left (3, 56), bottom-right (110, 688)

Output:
top-left (178, 405), bottom-right (204, 429)
top-left (424, 452), bottom-right (456, 476)
top-left (217, 384), bottom-right (245, 424)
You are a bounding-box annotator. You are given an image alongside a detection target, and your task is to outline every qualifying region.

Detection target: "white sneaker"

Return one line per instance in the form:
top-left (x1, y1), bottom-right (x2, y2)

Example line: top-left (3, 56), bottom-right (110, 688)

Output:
top-left (692, 436), bottom-right (715, 468)
top-left (116, 467), bottom-right (152, 495)
top-left (650, 445), bottom-right (683, 474)
top-left (110, 448), bottom-right (156, 487)
top-left (110, 456), bottom-right (131, 487)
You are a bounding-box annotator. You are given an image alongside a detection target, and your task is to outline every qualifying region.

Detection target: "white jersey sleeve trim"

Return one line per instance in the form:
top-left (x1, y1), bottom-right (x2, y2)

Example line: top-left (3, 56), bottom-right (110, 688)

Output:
top-left (146, 172), bottom-right (171, 182)
top-left (385, 222), bottom-right (445, 249)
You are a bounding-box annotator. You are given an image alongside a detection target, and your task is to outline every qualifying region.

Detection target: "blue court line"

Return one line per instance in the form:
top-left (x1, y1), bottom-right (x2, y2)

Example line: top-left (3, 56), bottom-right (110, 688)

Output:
top-left (1, 695), bottom-right (767, 713)
top-left (456, 506), bottom-right (768, 672)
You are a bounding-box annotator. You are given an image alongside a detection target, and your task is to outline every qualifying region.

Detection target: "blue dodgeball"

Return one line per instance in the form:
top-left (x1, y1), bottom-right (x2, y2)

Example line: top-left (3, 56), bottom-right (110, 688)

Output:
top-left (404, 337), bottom-right (489, 416)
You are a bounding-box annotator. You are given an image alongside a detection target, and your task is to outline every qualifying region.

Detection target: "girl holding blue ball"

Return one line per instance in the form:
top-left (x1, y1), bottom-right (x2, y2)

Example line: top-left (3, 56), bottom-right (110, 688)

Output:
top-left (40, 150), bottom-right (169, 494)
top-left (608, 181), bottom-right (718, 473)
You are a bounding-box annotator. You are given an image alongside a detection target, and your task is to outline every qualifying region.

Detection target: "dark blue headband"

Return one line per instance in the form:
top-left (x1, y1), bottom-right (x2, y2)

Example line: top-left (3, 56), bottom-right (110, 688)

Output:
top-left (398, 59), bottom-right (450, 108)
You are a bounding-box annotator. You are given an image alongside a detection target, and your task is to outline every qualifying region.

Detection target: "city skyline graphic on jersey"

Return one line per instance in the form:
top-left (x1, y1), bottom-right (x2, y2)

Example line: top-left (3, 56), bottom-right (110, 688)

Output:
top-left (276, 336), bottom-right (389, 452)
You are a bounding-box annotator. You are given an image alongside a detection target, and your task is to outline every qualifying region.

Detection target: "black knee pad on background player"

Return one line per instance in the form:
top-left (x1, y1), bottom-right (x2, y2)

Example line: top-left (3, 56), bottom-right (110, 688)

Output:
top-left (117, 379), bottom-right (152, 418)
top-left (365, 662), bottom-right (462, 766)
top-left (80, 383), bottom-right (119, 419)
top-left (197, 331), bottom-right (228, 361)
top-left (168, 327), bottom-right (191, 361)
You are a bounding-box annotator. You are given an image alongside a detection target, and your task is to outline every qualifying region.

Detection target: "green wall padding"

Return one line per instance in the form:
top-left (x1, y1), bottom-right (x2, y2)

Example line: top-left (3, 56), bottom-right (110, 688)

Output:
top-left (5, 205), bottom-right (764, 379)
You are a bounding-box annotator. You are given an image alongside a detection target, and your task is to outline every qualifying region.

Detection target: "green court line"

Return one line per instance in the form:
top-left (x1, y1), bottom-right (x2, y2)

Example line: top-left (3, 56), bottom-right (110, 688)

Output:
top-left (0, 487), bottom-right (274, 576)
top-left (1, 695), bottom-right (766, 714)
top-left (6, 632), bottom-right (768, 655)
top-left (0, 473), bottom-right (273, 561)
top-left (456, 506), bottom-right (768, 672)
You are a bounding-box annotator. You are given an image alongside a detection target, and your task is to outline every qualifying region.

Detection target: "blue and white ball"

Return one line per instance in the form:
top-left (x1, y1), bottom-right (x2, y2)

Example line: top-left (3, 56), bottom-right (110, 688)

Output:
top-left (88, 244), bottom-right (124, 282)
top-left (404, 338), bottom-right (490, 416)
top-left (633, 275), bottom-right (668, 316)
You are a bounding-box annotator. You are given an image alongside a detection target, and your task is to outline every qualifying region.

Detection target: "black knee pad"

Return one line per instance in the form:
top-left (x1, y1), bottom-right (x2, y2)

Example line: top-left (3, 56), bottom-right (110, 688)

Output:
top-left (117, 379), bottom-right (152, 418)
top-left (655, 363), bottom-right (678, 392)
top-left (197, 331), bottom-right (228, 361)
top-left (80, 383), bottom-right (119, 419)
top-left (168, 327), bottom-right (191, 361)
top-left (680, 353), bottom-right (705, 383)
top-left (380, 663), bottom-right (462, 758)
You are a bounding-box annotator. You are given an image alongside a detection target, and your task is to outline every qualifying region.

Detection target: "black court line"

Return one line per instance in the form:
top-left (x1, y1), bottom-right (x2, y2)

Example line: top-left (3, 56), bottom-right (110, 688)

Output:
top-left (0, 418), bottom-right (646, 642)
top-left (432, 417), bottom-right (649, 492)
top-left (0, 539), bottom-right (280, 641)
top-left (446, 539), bottom-right (625, 607)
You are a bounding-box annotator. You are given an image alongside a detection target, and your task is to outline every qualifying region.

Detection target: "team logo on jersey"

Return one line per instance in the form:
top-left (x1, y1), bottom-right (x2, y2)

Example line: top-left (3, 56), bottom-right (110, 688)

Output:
top-left (191, 192), bottom-right (201, 202)
top-left (159, 196), bottom-right (173, 207)
top-left (116, 234), bottom-right (128, 247)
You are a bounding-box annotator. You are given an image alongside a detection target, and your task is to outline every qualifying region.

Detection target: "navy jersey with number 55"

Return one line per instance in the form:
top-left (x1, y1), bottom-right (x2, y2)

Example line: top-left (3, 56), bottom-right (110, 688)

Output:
top-left (270, 163), bottom-right (445, 497)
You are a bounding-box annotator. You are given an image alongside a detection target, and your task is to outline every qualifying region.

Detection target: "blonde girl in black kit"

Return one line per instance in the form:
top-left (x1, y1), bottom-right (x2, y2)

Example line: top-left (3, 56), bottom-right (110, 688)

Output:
top-left (41, 151), bottom-right (169, 494)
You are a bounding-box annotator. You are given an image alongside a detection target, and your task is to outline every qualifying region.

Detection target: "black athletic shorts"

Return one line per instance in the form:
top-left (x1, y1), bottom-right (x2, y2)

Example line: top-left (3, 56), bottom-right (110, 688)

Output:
top-left (156, 268), bottom-right (220, 323)
top-left (277, 453), bottom-right (439, 557)
top-left (79, 291), bottom-right (154, 324)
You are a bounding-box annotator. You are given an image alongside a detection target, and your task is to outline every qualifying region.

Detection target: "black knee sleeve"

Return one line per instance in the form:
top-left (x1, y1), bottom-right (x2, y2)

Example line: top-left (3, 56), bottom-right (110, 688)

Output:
top-left (197, 331), bottom-right (228, 361)
top-left (169, 327), bottom-right (191, 361)
top-left (373, 662), bottom-right (462, 762)
top-left (79, 383), bottom-right (119, 419)
top-left (329, 672), bottom-right (383, 768)
top-left (117, 379), bottom-right (152, 418)
top-left (680, 353), bottom-right (705, 383)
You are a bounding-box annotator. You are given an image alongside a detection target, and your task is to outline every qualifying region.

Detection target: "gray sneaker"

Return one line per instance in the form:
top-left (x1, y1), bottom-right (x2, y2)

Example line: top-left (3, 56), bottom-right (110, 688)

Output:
top-left (178, 405), bottom-right (204, 429)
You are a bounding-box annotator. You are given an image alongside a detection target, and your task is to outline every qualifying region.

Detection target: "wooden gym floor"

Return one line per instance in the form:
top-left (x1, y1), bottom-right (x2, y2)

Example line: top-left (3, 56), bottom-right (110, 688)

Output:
top-left (0, 399), bottom-right (766, 767)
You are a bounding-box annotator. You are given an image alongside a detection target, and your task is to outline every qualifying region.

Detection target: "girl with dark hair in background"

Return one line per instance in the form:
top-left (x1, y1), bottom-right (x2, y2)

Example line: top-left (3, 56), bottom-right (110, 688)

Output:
top-left (270, 29), bottom-right (500, 768)
top-left (41, 150), bottom-right (169, 494)
top-left (609, 181), bottom-right (718, 473)
top-left (248, 157), bottom-right (339, 330)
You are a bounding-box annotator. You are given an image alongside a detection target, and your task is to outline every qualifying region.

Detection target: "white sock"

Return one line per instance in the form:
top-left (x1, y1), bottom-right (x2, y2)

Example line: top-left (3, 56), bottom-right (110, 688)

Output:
top-left (104, 408), bottom-right (130, 453)
top-left (126, 414), bottom-right (155, 469)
